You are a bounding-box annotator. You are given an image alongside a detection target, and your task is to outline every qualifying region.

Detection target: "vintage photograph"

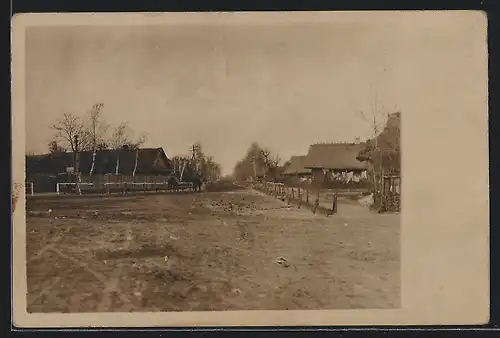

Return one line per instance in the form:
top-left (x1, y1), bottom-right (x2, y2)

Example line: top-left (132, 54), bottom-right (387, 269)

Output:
top-left (13, 11), bottom-right (489, 326)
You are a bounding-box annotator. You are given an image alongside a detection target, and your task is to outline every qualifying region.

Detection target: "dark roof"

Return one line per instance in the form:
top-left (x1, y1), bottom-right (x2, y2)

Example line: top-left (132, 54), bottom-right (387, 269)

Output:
top-left (303, 142), bottom-right (368, 170)
top-left (26, 153), bottom-right (70, 177)
top-left (283, 155), bottom-right (312, 175)
top-left (137, 148), bottom-right (168, 174)
top-left (26, 147), bottom-right (172, 176)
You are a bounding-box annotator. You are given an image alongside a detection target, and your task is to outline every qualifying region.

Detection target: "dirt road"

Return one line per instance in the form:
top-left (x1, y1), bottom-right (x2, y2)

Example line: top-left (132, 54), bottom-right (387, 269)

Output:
top-left (26, 188), bottom-right (400, 312)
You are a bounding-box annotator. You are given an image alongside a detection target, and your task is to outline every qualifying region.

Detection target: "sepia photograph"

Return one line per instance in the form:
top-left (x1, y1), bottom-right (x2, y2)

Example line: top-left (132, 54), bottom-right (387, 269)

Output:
top-left (11, 11), bottom-right (489, 327)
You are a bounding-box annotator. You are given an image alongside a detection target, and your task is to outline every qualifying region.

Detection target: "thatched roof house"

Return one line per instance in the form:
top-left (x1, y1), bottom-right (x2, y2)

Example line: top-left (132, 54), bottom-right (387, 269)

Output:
top-left (282, 155), bottom-right (312, 176)
top-left (303, 142), bottom-right (368, 171)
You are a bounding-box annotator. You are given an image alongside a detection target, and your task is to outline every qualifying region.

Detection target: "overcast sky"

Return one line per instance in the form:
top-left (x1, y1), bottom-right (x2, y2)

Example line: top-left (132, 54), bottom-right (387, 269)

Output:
top-left (25, 12), bottom-right (485, 175)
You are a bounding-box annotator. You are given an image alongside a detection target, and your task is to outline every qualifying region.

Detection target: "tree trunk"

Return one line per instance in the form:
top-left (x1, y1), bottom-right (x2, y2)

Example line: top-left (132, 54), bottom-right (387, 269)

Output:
top-left (132, 149), bottom-right (139, 176)
top-left (115, 153), bottom-right (120, 175)
top-left (89, 150), bottom-right (96, 176)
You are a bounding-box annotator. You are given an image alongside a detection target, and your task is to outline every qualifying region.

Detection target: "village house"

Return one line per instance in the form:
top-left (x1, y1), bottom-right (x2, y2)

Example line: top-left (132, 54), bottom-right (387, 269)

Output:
top-left (282, 155), bottom-right (312, 183)
top-left (302, 142), bottom-right (369, 186)
top-left (80, 147), bottom-right (172, 176)
top-left (26, 147), bottom-right (173, 192)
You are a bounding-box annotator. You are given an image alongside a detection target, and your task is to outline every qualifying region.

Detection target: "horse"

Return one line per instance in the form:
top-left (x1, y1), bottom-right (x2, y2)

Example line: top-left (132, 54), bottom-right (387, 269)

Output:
top-left (167, 175), bottom-right (179, 191)
top-left (190, 176), bottom-right (203, 192)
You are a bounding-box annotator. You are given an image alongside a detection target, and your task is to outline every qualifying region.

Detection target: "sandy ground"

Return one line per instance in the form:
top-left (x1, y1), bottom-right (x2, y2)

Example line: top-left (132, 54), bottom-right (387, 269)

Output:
top-left (25, 188), bottom-right (400, 313)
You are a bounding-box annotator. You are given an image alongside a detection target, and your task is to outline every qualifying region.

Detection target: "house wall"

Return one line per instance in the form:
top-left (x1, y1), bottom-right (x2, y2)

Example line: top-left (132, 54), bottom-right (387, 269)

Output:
top-left (311, 168), bottom-right (326, 184)
top-left (308, 167), bottom-right (373, 190)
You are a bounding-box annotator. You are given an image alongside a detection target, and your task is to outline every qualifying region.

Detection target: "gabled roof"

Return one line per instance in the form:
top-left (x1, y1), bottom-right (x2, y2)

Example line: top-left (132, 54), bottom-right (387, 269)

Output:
top-left (303, 142), bottom-right (368, 170)
top-left (283, 155), bottom-right (312, 175)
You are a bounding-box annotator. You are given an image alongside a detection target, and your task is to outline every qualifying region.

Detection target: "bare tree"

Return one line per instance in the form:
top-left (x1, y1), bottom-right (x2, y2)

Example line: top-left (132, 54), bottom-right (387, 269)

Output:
top-left (85, 103), bottom-right (109, 175)
top-left (50, 112), bottom-right (89, 153)
top-left (48, 141), bottom-right (66, 154)
top-left (109, 122), bottom-right (146, 150)
top-left (232, 143), bottom-right (282, 182)
top-left (172, 142), bottom-right (223, 182)
top-left (260, 147), bottom-right (281, 169)
top-left (108, 122), bottom-right (146, 175)
top-left (260, 148), bottom-right (282, 181)
top-left (86, 103), bottom-right (109, 150)
top-left (357, 92), bottom-right (401, 197)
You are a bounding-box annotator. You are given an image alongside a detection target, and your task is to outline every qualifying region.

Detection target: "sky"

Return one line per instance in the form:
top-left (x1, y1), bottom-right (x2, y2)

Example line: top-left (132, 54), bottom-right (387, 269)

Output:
top-left (24, 12), bottom-right (486, 175)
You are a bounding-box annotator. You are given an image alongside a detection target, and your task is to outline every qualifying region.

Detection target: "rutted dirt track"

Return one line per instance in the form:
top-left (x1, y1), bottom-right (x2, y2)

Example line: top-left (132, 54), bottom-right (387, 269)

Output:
top-left (26, 188), bottom-right (400, 312)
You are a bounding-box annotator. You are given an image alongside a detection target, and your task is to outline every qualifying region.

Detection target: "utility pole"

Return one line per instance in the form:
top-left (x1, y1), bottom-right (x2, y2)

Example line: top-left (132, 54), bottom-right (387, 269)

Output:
top-left (191, 144), bottom-right (197, 161)
top-left (190, 143), bottom-right (199, 175)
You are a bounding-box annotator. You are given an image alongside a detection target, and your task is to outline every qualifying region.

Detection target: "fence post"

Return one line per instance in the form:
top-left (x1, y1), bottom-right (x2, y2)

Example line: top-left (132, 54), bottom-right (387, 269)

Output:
top-left (306, 189), bottom-right (309, 205)
top-left (298, 188), bottom-right (302, 208)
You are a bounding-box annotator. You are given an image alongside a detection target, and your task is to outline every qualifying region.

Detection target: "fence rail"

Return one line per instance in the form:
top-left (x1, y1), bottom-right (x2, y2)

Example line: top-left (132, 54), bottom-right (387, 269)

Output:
top-left (251, 181), bottom-right (339, 216)
top-left (55, 177), bottom-right (195, 195)
top-left (76, 174), bottom-right (171, 184)
top-left (26, 173), bottom-right (200, 195)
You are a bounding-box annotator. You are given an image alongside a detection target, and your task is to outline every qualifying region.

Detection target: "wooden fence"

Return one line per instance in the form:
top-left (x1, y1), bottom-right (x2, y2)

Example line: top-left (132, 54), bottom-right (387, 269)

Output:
top-left (78, 174), bottom-right (170, 184)
top-left (251, 181), bottom-right (339, 216)
top-left (56, 174), bottom-right (193, 195)
top-left (380, 175), bottom-right (401, 212)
